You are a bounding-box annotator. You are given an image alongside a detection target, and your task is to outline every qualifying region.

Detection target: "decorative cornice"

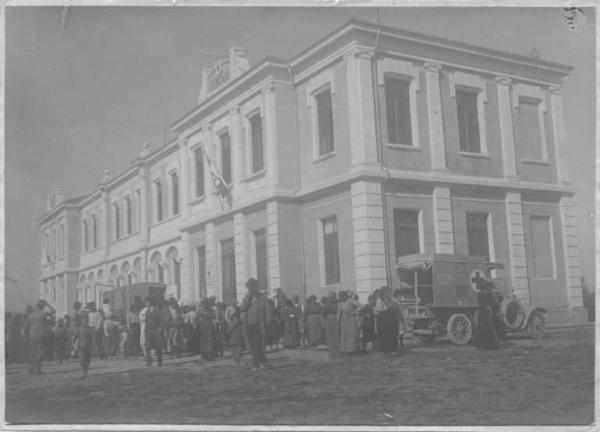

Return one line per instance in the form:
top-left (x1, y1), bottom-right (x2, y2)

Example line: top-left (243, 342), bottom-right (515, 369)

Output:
top-left (343, 46), bottom-right (375, 61)
top-left (228, 105), bottom-right (241, 115)
top-left (261, 82), bottom-right (275, 95)
top-left (424, 62), bottom-right (442, 73)
top-left (495, 75), bottom-right (512, 86)
top-left (549, 86), bottom-right (562, 95)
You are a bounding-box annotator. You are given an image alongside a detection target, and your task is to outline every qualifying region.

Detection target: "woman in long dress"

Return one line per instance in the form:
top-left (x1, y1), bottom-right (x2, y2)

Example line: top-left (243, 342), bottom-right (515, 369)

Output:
top-left (282, 299), bottom-right (300, 349)
top-left (322, 292), bottom-right (339, 354)
top-left (359, 294), bottom-right (377, 352)
top-left (197, 299), bottom-right (216, 361)
top-left (473, 281), bottom-right (500, 350)
top-left (337, 291), bottom-right (360, 354)
top-left (304, 296), bottom-right (323, 347)
top-left (375, 286), bottom-right (401, 354)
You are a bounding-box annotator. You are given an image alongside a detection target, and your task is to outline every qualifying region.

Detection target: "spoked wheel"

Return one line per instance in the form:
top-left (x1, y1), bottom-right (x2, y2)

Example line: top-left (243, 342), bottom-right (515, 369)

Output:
top-left (446, 313), bottom-right (473, 345)
top-left (526, 311), bottom-right (547, 339)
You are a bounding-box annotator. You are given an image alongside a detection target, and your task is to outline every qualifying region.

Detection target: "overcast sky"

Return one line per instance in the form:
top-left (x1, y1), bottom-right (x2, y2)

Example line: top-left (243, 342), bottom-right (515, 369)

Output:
top-left (5, 6), bottom-right (595, 310)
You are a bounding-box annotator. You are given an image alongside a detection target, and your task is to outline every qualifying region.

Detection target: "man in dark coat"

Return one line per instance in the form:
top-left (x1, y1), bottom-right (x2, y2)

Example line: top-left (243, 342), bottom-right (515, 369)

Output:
top-left (144, 297), bottom-right (165, 366)
top-left (24, 299), bottom-right (55, 374)
top-left (240, 278), bottom-right (270, 371)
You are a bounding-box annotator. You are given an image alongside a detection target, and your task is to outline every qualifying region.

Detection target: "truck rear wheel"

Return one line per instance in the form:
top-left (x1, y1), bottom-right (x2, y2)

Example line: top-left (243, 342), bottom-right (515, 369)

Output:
top-left (526, 310), bottom-right (546, 339)
top-left (446, 313), bottom-right (473, 345)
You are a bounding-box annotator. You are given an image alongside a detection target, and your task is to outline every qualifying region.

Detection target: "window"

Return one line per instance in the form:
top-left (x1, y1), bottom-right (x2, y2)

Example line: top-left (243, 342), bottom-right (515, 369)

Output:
top-left (221, 238), bottom-right (236, 303)
top-left (315, 87), bottom-right (335, 156)
top-left (135, 189), bottom-right (142, 230)
top-left (385, 77), bottom-right (412, 145)
top-left (249, 112), bottom-right (264, 173)
top-left (82, 220), bottom-right (89, 252)
top-left (154, 180), bottom-right (163, 222)
top-left (516, 97), bottom-right (545, 161)
top-left (59, 225), bottom-right (65, 258)
top-left (321, 216), bottom-right (340, 285)
top-left (113, 203), bottom-right (120, 239)
top-left (394, 209), bottom-right (421, 257)
top-left (170, 171), bottom-right (179, 215)
top-left (197, 246), bottom-right (207, 299)
top-left (194, 148), bottom-right (205, 197)
top-left (529, 216), bottom-right (556, 279)
top-left (220, 131), bottom-right (232, 185)
top-left (466, 213), bottom-right (490, 261)
top-left (125, 197), bottom-right (132, 235)
top-left (174, 259), bottom-right (181, 299)
top-left (91, 215), bottom-right (97, 249)
top-left (456, 88), bottom-right (481, 153)
top-left (254, 229), bottom-right (268, 292)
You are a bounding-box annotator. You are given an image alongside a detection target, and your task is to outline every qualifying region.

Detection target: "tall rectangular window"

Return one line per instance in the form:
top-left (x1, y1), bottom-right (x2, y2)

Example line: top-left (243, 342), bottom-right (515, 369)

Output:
top-left (394, 209), bottom-right (420, 258)
top-left (221, 238), bottom-right (236, 304)
top-left (91, 215), bottom-right (97, 248)
top-left (114, 203), bottom-right (120, 239)
top-left (82, 221), bottom-right (88, 252)
top-left (385, 77), bottom-right (412, 145)
top-left (125, 197), bottom-right (132, 235)
top-left (220, 131), bottom-right (232, 185)
top-left (170, 171), bottom-right (179, 215)
top-left (154, 180), bottom-right (163, 222)
top-left (249, 112), bottom-right (264, 173)
top-left (59, 225), bottom-right (65, 257)
top-left (135, 189), bottom-right (142, 231)
top-left (516, 98), bottom-right (544, 161)
top-left (197, 246), bottom-right (207, 299)
top-left (466, 212), bottom-right (490, 261)
top-left (315, 87), bottom-right (335, 156)
top-left (194, 148), bottom-right (205, 197)
top-left (530, 216), bottom-right (555, 279)
top-left (322, 216), bottom-right (340, 285)
top-left (456, 89), bottom-right (481, 153)
top-left (254, 229), bottom-right (268, 292)
top-left (174, 260), bottom-right (181, 299)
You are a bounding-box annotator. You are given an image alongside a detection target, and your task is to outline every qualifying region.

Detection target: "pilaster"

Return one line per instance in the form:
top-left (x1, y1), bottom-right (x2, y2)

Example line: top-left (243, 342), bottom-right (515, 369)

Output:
top-left (178, 137), bottom-right (190, 219)
top-left (262, 84), bottom-right (279, 186)
top-left (424, 62), bottom-right (447, 172)
top-left (496, 76), bottom-right (518, 179)
top-left (505, 192), bottom-right (530, 304)
top-left (233, 212), bottom-right (247, 303)
top-left (559, 196), bottom-right (583, 307)
top-left (179, 231), bottom-right (191, 303)
top-left (266, 201), bottom-right (281, 295)
top-left (351, 181), bottom-right (387, 300)
top-left (433, 187), bottom-right (455, 253)
top-left (345, 47), bottom-right (378, 167)
top-left (550, 86), bottom-right (571, 185)
top-left (229, 106), bottom-right (243, 196)
top-left (205, 222), bottom-right (217, 299)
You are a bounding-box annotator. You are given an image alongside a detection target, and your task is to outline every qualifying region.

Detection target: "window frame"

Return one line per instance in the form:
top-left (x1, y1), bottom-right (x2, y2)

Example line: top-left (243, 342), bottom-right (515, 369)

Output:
top-left (319, 215), bottom-right (341, 286)
top-left (377, 58), bottom-right (421, 149)
top-left (465, 212), bottom-right (496, 263)
top-left (512, 84), bottom-right (549, 163)
top-left (217, 129), bottom-right (232, 186)
top-left (307, 69), bottom-right (336, 161)
top-left (193, 146), bottom-right (205, 199)
top-left (393, 208), bottom-right (424, 258)
top-left (169, 170), bottom-right (180, 216)
top-left (246, 109), bottom-right (265, 175)
top-left (449, 71), bottom-right (488, 156)
top-left (153, 178), bottom-right (163, 223)
top-left (82, 220), bottom-right (89, 252)
top-left (113, 202), bottom-right (121, 240)
top-left (124, 196), bottom-right (132, 235)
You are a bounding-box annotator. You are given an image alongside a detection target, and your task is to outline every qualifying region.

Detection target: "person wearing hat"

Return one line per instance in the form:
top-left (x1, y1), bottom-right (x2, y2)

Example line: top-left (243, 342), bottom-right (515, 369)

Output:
top-left (69, 301), bottom-right (83, 359)
top-left (239, 277), bottom-right (270, 371)
top-left (23, 299), bottom-right (55, 374)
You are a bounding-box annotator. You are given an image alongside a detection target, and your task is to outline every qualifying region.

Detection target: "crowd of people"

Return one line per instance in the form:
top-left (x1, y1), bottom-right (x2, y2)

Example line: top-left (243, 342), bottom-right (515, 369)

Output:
top-left (5, 276), bottom-right (503, 378)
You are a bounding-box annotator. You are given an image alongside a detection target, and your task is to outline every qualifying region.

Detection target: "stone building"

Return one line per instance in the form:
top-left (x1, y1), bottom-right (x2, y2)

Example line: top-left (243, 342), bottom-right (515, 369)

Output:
top-left (38, 21), bottom-right (585, 323)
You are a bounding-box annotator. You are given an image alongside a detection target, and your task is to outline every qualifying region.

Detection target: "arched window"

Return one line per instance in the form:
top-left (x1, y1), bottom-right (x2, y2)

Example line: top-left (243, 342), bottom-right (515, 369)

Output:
top-left (114, 203), bottom-right (121, 240)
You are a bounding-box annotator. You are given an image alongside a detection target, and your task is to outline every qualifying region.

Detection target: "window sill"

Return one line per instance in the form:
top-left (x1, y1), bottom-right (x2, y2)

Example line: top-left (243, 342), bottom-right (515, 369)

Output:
top-left (385, 143), bottom-right (422, 152)
top-left (313, 152), bottom-right (336, 164)
top-left (151, 214), bottom-right (180, 229)
top-left (242, 169), bottom-right (267, 183)
top-left (458, 151), bottom-right (490, 160)
top-left (189, 195), bottom-right (206, 206)
top-left (110, 230), bottom-right (140, 245)
top-left (522, 158), bottom-right (551, 166)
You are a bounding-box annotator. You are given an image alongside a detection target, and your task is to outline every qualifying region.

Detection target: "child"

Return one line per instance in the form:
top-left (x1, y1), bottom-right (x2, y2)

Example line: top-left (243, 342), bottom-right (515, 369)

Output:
top-left (53, 318), bottom-right (69, 364)
top-left (226, 312), bottom-right (244, 368)
top-left (77, 313), bottom-right (94, 378)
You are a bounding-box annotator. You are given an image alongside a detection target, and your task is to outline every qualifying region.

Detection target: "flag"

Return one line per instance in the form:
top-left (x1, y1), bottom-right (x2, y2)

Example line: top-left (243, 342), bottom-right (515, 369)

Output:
top-left (203, 149), bottom-right (231, 198)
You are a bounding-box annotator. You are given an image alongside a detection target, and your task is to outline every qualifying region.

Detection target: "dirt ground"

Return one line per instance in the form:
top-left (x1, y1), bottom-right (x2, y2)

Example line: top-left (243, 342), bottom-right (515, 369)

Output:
top-left (5, 326), bottom-right (594, 426)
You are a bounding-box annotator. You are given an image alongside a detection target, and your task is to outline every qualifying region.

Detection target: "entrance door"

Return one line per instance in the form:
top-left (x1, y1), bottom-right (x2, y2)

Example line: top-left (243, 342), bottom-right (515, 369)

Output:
top-left (221, 238), bottom-right (236, 304)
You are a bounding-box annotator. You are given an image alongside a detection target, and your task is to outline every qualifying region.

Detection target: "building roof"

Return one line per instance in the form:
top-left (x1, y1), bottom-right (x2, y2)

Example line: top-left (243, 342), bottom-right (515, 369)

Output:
top-left (37, 194), bottom-right (87, 225)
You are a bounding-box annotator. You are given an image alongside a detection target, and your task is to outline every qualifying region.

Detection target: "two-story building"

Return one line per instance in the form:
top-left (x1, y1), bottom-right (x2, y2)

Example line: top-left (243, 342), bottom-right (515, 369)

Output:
top-left (38, 20), bottom-right (586, 324)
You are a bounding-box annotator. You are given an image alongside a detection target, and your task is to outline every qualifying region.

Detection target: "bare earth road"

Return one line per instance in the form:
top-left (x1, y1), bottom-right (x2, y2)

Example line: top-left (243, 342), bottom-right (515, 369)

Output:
top-left (5, 326), bottom-right (594, 426)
